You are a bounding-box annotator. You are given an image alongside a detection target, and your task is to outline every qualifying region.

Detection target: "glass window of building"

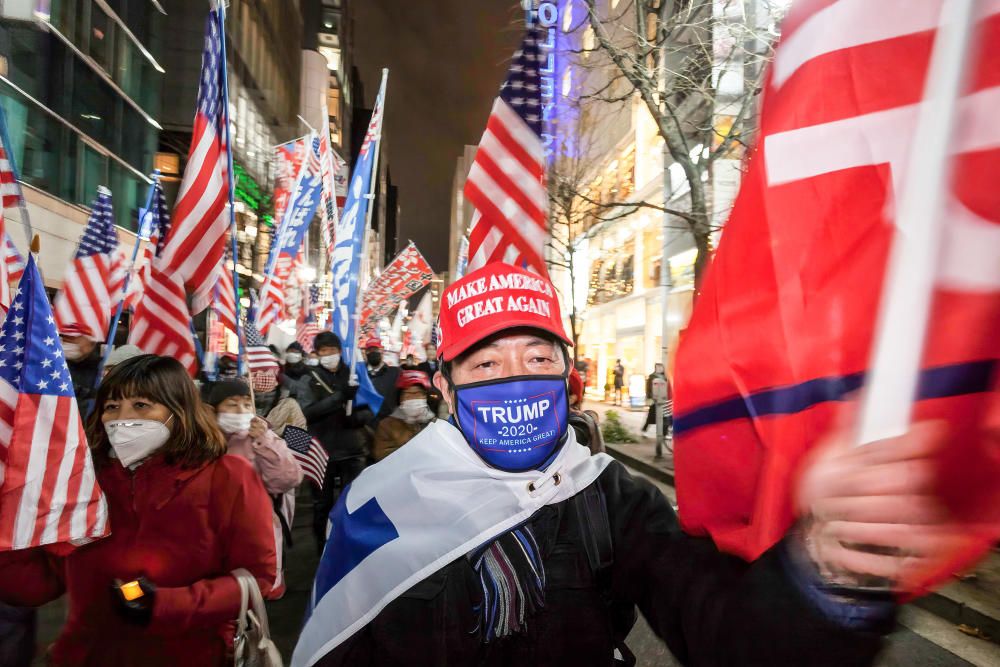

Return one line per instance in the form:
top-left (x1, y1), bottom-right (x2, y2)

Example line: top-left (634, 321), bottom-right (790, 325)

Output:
top-left (88, 1), bottom-right (115, 74)
top-left (71, 61), bottom-right (118, 150)
top-left (79, 143), bottom-right (109, 206)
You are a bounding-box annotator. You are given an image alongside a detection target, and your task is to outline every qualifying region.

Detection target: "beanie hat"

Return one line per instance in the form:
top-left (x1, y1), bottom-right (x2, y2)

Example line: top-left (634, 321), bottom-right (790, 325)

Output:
top-left (205, 379), bottom-right (251, 407)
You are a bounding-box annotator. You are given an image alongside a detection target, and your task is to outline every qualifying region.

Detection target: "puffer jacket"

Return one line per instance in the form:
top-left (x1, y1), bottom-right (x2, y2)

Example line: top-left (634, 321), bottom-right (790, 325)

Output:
top-left (0, 454), bottom-right (278, 667)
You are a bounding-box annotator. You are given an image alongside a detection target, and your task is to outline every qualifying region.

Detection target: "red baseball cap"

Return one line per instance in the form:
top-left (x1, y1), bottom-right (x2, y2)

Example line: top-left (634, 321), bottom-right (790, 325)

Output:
top-left (396, 369), bottom-right (431, 390)
top-left (363, 335), bottom-right (382, 350)
top-left (58, 322), bottom-right (92, 339)
top-left (437, 264), bottom-right (571, 362)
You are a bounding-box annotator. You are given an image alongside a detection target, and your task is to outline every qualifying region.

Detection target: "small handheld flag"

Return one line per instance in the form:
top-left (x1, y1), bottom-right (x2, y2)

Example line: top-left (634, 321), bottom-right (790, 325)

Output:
top-left (282, 425), bottom-right (328, 490)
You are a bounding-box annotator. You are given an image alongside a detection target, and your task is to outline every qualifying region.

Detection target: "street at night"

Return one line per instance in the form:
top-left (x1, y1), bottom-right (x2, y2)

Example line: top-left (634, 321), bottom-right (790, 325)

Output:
top-left (0, 1), bottom-right (998, 666)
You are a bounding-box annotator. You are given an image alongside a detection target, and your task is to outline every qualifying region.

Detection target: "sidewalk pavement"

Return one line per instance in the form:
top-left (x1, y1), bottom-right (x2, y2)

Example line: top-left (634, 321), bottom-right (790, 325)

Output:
top-left (585, 397), bottom-right (1000, 647)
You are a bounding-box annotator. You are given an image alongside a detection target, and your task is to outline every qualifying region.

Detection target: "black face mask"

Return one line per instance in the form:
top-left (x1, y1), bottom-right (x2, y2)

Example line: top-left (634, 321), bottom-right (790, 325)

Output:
top-left (366, 351), bottom-right (382, 367)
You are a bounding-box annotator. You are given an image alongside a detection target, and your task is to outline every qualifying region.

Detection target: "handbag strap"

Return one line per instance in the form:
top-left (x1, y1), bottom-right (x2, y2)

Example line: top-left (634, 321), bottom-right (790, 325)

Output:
top-left (233, 568), bottom-right (250, 638)
top-left (232, 568), bottom-right (274, 641)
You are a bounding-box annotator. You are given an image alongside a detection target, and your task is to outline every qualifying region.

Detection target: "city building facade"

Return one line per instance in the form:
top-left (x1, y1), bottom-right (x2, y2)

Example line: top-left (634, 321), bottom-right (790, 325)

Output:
top-left (548, 0), bottom-right (781, 401)
top-left (0, 0), bottom-right (166, 284)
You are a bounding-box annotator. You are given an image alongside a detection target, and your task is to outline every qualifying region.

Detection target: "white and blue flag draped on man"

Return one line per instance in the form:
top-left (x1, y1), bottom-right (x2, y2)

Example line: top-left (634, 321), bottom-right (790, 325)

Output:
top-left (292, 421), bottom-right (612, 666)
top-left (329, 71), bottom-right (387, 412)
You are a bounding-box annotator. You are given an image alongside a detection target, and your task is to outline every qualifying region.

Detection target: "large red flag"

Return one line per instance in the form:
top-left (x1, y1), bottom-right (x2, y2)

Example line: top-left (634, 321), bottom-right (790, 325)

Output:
top-left (674, 0), bottom-right (1000, 593)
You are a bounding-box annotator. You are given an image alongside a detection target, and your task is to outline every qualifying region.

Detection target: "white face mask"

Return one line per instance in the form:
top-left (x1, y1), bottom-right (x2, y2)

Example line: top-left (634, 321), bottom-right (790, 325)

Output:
top-left (305, 358), bottom-right (320, 367)
top-left (285, 352), bottom-right (303, 364)
top-left (217, 412), bottom-right (253, 434)
top-left (105, 417), bottom-right (173, 468)
top-left (62, 342), bottom-right (84, 361)
top-left (400, 398), bottom-right (430, 422)
top-left (320, 354), bottom-right (341, 371)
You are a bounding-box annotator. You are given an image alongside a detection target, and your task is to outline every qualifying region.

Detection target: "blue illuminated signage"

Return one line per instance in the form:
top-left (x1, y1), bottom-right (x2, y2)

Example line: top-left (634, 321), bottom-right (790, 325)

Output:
top-left (531, 1), bottom-right (559, 159)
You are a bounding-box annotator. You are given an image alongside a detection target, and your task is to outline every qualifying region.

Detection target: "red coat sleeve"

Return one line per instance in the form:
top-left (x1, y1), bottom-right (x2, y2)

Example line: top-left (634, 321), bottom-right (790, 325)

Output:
top-left (0, 547), bottom-right (66, 607)
top-left (149, 456), bottom-right (278, 632)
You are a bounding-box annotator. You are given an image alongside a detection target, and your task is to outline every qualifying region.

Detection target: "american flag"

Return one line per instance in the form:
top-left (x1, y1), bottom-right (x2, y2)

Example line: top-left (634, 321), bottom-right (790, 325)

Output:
top-left (0, 254), bottom-right (109, 550)
top-left (129, 182), bottom-right (199, 375)
top-left (0, 141), bottom-right (23, 210)
top-left (53, 188), bottom-right (125, 341)
top-left (296, 284), bottom-right (321, 353)
top-left (156, 3), bottom-right (230, 315)
top-left (244, 310), bottom-right (278, 374)
top-left (5, 235), bottom-right (24, 285)
top-left (464, 26), bottom-right (548, 277)
top-left (282, 425), bottom-right (328, 490)
top-left (212, 249), bottom-right (238, 334)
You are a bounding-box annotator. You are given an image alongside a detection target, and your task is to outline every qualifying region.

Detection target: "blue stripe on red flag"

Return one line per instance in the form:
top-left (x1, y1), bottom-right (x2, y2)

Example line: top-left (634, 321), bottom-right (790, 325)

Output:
top-left (674, 359), bottom-right (997, 435)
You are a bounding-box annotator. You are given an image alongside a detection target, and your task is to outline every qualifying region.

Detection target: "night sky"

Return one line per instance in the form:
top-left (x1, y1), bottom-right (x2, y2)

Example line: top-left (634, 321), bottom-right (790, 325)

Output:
top-left (352, 1), bottom-right (526, 272)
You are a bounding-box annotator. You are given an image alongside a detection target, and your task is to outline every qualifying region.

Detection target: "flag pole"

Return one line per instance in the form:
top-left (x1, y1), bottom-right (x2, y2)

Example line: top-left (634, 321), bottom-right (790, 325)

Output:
top-left (217, 1), bottom-right (247, 377)
top-left (856, 0), bottom-right (977, 445)
top-left (96, 171), bottom-right (160, 382)
top-left (348, 69), bottom-right (388, 385)
top-left (0, 100), bottom-right (35, 247)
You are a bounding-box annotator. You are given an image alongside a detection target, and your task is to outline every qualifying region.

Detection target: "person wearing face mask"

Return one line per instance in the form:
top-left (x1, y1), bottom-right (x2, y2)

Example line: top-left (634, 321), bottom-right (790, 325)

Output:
top-left (362, 336), bottom-right (400, 422)
top-left (206, 379), bottom-right (302, 598)
top-left (295, 331), bottom-right (367, 552)
top-left (283, 341), bottom-right (309, 382)
top-left (59, 323), bottom-right (102, 413)
top-left (642, 363), bottom-right (672, 436)
top-left (372, 370), bottom-right (435, 461)
top-left (0, 355), bottom-right (277, 666)
top-left (294, 263), bottom-right (977, 667)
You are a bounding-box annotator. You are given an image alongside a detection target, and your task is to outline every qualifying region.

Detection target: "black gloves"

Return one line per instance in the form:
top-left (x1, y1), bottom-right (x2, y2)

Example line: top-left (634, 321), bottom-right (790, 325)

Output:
top-left (111, 577), bottom-right (157, 626)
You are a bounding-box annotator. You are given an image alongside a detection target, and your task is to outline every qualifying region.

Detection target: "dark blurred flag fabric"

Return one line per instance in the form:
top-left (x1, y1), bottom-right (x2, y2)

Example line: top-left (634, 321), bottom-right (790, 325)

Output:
top-left (674, 0), bottom-right (1000, 593)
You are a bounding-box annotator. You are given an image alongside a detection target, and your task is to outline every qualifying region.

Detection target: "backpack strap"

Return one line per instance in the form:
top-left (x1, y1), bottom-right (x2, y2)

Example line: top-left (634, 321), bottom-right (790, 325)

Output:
top-left (571, 482), bottom-right (637, 667)
top-left (572, 481), bottom-right (613, 573)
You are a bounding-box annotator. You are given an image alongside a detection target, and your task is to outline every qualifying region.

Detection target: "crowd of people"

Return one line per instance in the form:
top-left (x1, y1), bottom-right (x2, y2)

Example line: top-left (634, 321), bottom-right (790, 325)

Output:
top-left (0, 322), bottom-right (441, 666)
top-left (0, 265), bottom-right (992, 667)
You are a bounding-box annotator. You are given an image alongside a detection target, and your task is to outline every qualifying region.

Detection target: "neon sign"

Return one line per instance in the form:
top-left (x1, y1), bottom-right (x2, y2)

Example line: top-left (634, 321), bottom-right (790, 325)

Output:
top-left (530, 1), bottom-right (559, 159)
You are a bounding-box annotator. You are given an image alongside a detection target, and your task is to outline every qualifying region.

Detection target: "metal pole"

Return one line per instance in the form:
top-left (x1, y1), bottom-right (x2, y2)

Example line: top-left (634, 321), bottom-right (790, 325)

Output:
top-left (217, 2), bottom-right (246, 376)
top-left (95, 171), bottom-right (160, 383)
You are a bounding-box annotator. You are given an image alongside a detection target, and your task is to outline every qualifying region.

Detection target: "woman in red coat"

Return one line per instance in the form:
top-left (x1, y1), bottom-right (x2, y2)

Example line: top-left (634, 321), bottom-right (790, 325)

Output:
top-left (0, 355), bottom-right (278, 666)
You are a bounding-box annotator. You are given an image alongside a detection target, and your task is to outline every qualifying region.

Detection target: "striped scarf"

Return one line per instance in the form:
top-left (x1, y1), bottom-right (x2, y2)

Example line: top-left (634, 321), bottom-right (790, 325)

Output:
top-left (470, 525), bottom-right (546, 643)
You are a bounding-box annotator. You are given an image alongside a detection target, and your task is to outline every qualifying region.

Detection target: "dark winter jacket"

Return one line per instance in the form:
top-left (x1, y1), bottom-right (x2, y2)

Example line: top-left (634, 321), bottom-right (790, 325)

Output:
top-left (0, 454), bottom-right (278, 667)
top-left (66, 347), bottom-right (101, 413)
top-left (297, 364), bottom-right (367, 461)
top-left (317, 462), bottom-right (891, 666)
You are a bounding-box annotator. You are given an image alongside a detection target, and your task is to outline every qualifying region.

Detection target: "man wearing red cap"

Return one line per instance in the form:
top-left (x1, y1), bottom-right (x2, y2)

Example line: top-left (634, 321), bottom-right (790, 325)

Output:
top-left (297, 264), bottom-right (963, 667)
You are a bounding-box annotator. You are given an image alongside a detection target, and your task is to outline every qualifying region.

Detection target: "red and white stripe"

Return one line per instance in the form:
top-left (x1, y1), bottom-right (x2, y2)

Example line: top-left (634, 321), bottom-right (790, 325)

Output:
top-left (464, 98), bottom-right (548, 277)
top-left (53, 252), bottom-right (124, 342)
top-left (213, 257), bottom-right (237, 334)
top-left (129, 264), bottom-right (198, 375)
top-left (157, 112), bottom-right (229, 315)
top-left (256, 254), bottom-right (293, 335)
top-left (0, 145), bottom-right (23, 210)
top-left (0, 389), bottom-right (108, 549)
